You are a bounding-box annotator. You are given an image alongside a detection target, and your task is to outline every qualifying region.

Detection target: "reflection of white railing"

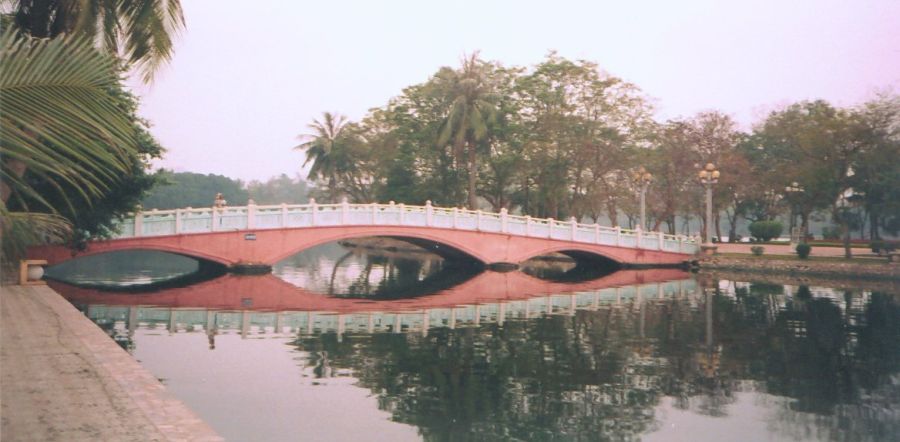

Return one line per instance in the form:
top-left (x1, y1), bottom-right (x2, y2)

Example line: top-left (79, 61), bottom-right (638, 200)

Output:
top-left (86, 279), bottom-right (697, 338)
top-left (117, 199), bottom-right (700, 254)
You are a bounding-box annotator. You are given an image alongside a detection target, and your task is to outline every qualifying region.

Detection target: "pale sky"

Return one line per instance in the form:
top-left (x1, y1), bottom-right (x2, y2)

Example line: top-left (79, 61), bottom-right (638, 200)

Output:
top-left (129, 0), bottom-right (900, 182)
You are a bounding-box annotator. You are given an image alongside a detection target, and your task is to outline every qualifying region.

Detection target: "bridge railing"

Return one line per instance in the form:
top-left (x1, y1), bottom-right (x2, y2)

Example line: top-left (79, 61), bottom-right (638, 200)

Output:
top-left (118, 200), bottom-right (701, 254)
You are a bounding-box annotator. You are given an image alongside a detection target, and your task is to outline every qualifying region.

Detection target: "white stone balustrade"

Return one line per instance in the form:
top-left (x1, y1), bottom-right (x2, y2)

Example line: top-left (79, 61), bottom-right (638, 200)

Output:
top-left (118, 200), bottom-right (701, 254)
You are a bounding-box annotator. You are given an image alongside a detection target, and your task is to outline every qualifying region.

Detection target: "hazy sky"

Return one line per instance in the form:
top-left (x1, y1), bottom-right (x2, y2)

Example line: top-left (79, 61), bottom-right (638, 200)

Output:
top-left (129, 0), bottom-right (900, 182)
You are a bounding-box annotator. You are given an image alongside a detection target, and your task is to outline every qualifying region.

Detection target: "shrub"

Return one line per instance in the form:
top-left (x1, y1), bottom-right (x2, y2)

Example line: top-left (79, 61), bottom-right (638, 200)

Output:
top-left (749, 220), bottom-right (784, 242)
top-left (821, 226), bottom-right (841, 240)
top-left (796, 243), bottom-right (811, 259)
top-left (751, 246), bottom-right (765, 256)
top-left (872, 240), bottom-right (885, 254)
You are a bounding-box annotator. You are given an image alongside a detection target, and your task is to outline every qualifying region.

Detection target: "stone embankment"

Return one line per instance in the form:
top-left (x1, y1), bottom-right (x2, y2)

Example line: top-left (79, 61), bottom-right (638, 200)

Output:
top-left (698, 256), bottom-right (900, 285)
top-left (1, 284), bottom-right (222, 441)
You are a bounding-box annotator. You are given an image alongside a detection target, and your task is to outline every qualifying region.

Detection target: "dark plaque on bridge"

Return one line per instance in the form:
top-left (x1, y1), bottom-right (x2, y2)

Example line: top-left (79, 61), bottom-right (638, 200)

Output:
top-left (244, 233), bottom-right (257, 241)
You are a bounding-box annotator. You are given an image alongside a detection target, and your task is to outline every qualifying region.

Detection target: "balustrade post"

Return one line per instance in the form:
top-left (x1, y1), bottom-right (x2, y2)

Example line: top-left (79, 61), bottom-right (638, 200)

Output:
top-left (452, 208), bottom-right (459, 229)
top-left (570, 217), bottom-right (577, 241)
top-left (398, 203), bottom-right (405, 225)
top-left (525, 216), bottom-right (532, 236)
top-left (548, 218), bottom-right (554, 238)
top-left (133, 209), bottom-right (143, 237)
top-left (280, 203), bottom-right (288, 227)
top-left (658, 231), bottom-right (665, 250)
top-left (341, 197), bottom-right (349, 224)
top-left (476, 210), bottom-right (482, 231)
top-left (615, 226), bottom-right (621, 246)
top-left (389, 201), bottom-right (396, 225)
top-left (309, 198), bottom-right (317, 226)
top-left (500, 208), bottom-right (508, 233)
top-left (247, 199), bottom-right (256, 229)
top-left (635, 226), bottom-right (642, 249)
top-left (425, 200), bottom-right (434, 226)
top-left (678, 235), bottom-right (685, 253)
top-left (371, 202), bottom-right (378, 224)
top-left (594, 224), bottom-right (600, 243)
top-left (174, 209), bottom-right (182, 234)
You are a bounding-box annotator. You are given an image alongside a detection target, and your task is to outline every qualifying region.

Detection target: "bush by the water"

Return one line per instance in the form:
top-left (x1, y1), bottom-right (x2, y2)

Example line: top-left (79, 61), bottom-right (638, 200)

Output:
top-left (871, 240), bottom-right (897, 255)
top-left (751, 246), bottom-right (765, 256)
top-left (821, 226), bottom-right (841, 240)
top-left (796, 243), bottom-right (811, 259)
top-left (749, 221), bottom-right (783, 242)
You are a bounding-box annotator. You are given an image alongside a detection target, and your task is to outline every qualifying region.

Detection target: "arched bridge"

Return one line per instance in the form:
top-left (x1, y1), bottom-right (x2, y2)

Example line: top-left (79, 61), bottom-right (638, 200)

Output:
top-left (28, 201), bottom-right (700, 269)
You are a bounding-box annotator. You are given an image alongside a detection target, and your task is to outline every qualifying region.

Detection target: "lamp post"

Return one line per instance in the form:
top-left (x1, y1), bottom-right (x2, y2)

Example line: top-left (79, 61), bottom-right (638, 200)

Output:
top-left (784, 182), bottom-right (804, 245)
top-left (698, 163), bottom-right (720, 255)
top-left (633, 167), bottom-right (652, 230)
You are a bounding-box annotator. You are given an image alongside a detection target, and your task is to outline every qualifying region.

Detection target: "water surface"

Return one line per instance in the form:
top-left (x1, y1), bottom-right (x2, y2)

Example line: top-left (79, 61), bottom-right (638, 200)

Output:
top-left (48, 244), bottom-right (900, 441)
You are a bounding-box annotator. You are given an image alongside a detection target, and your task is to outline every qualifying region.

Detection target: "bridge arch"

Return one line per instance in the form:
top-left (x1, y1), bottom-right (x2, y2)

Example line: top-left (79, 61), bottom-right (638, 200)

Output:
top-left (514, 244), bottom-right (623, 267)
top-left (264, 229), bottom-right (493, 266)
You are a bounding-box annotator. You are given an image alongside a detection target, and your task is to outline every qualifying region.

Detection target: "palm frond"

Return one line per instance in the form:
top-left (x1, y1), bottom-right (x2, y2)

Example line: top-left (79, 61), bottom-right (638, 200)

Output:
top-left (0, 27), bottom-right (139, 210)
top-left (0, 206), bottom-right (72, 261)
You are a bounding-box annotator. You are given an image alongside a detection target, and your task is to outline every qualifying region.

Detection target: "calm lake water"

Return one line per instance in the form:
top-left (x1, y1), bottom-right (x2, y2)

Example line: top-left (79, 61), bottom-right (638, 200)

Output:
top-left (46, 243), bottom-right (900, 441)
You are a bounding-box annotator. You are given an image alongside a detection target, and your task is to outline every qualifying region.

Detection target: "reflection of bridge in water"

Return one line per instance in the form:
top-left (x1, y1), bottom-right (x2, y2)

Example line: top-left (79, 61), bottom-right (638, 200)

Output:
top-left (56, 269), bottom-right (695, 340)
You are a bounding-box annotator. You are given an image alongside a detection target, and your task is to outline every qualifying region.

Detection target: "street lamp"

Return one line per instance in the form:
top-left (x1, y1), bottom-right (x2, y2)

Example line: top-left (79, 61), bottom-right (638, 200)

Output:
top-left (784, 182), bottom-right (805, 244)
top-left (632, 167), bottom-right (652, 230)
top-left (698, 163), bottom-right (720, 255)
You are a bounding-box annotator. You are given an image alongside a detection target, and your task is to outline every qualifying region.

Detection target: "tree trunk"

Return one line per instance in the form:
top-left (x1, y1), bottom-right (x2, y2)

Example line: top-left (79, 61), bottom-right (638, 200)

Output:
top-left (800, 211), bottom-right (810, 241)
top-left (606, 199), bottom-right (618, 227)
top-left (841, 221), bottom-right (852, 259)
top-left (869, 208), bottom-right (880, 240)
top-left (467, 143), bottom-right (477, 210)
top-left (715, 211), bottom-right (722, 242)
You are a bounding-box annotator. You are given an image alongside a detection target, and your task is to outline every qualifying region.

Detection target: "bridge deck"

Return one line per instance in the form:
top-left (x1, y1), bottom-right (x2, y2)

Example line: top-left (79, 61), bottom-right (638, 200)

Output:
top-left (121, 202), bottom-right (699, 254)
top-left (0, 284), bottom-right (221, 441)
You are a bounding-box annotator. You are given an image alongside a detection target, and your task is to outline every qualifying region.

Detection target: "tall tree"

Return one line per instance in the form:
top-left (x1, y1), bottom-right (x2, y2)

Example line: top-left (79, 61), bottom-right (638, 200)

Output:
top-left (849, 93), bottom-right (900, 239)
top-left (756, 101), bottom-right (858, 257)
top-left (296, 112), bottom-right (361, 202)
top-left (436, 53), bottom-right (499, 209)
top-left (8, 0), bottom-right (185, 82)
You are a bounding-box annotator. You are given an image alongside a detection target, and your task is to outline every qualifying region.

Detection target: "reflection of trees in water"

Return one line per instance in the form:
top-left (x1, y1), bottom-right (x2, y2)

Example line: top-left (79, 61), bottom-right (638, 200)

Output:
top-left (276, 243), bottom-right (481, 299)
top-left (292, 289), bottom-right (899, 441)
top-left (298, 311), bottom-right (663, 441)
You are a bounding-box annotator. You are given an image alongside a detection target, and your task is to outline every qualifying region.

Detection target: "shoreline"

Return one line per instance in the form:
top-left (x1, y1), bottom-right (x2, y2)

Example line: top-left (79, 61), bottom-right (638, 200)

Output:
top-left (1, 284), bottom-right (222, 441)
top-left (697, 255), bottom-right (900, 284)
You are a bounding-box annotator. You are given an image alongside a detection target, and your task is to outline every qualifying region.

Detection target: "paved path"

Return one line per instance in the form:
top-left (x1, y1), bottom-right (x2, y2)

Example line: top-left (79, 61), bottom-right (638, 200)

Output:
top-left (714, 243), bottom-right (865, 257)
top-left (1, 284), bottom-right (221, 441)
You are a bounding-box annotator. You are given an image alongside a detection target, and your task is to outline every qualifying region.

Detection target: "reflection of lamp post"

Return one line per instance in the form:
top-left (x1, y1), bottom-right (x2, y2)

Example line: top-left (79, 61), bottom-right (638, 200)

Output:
top-left (632, 167), bottom-right (652, 230)
top-left (784, 182), bottom-right (805, 244)
top-left (698, 163), bottom-right (720, 255)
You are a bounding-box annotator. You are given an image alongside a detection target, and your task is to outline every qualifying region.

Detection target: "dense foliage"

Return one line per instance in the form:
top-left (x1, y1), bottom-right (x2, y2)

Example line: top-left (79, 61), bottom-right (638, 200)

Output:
top-left (749, 220), bottom-right (784, 242)
top-left (1, 0), bottom-right (182, 258)
top-left (141, 172), bottom-right (311, 210)
top-left (297, 54), bottom-right (900, 259)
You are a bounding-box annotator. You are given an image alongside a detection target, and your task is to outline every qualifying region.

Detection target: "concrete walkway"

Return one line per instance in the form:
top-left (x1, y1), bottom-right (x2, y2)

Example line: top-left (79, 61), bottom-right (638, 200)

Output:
top-left (1, 284), bottom-right (222, 441)
top-left (714, 243), bottom-right (867, 257)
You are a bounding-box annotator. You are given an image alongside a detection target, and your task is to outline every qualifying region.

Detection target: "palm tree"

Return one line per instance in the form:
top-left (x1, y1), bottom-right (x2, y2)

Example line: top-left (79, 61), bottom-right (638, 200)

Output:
top-left (7, 0), bottom-right (185, 82)
top-left (436, 53), bottom-right (498, 209)
top-left (1, 27), bottom-right (141, 258)
top-left (295, 112), bottom-right (355, 202)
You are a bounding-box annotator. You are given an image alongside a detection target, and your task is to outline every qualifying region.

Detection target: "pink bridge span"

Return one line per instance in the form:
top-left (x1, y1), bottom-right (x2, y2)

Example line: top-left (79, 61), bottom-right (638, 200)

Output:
top-left (28, 201), bottom-right (699, 268)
